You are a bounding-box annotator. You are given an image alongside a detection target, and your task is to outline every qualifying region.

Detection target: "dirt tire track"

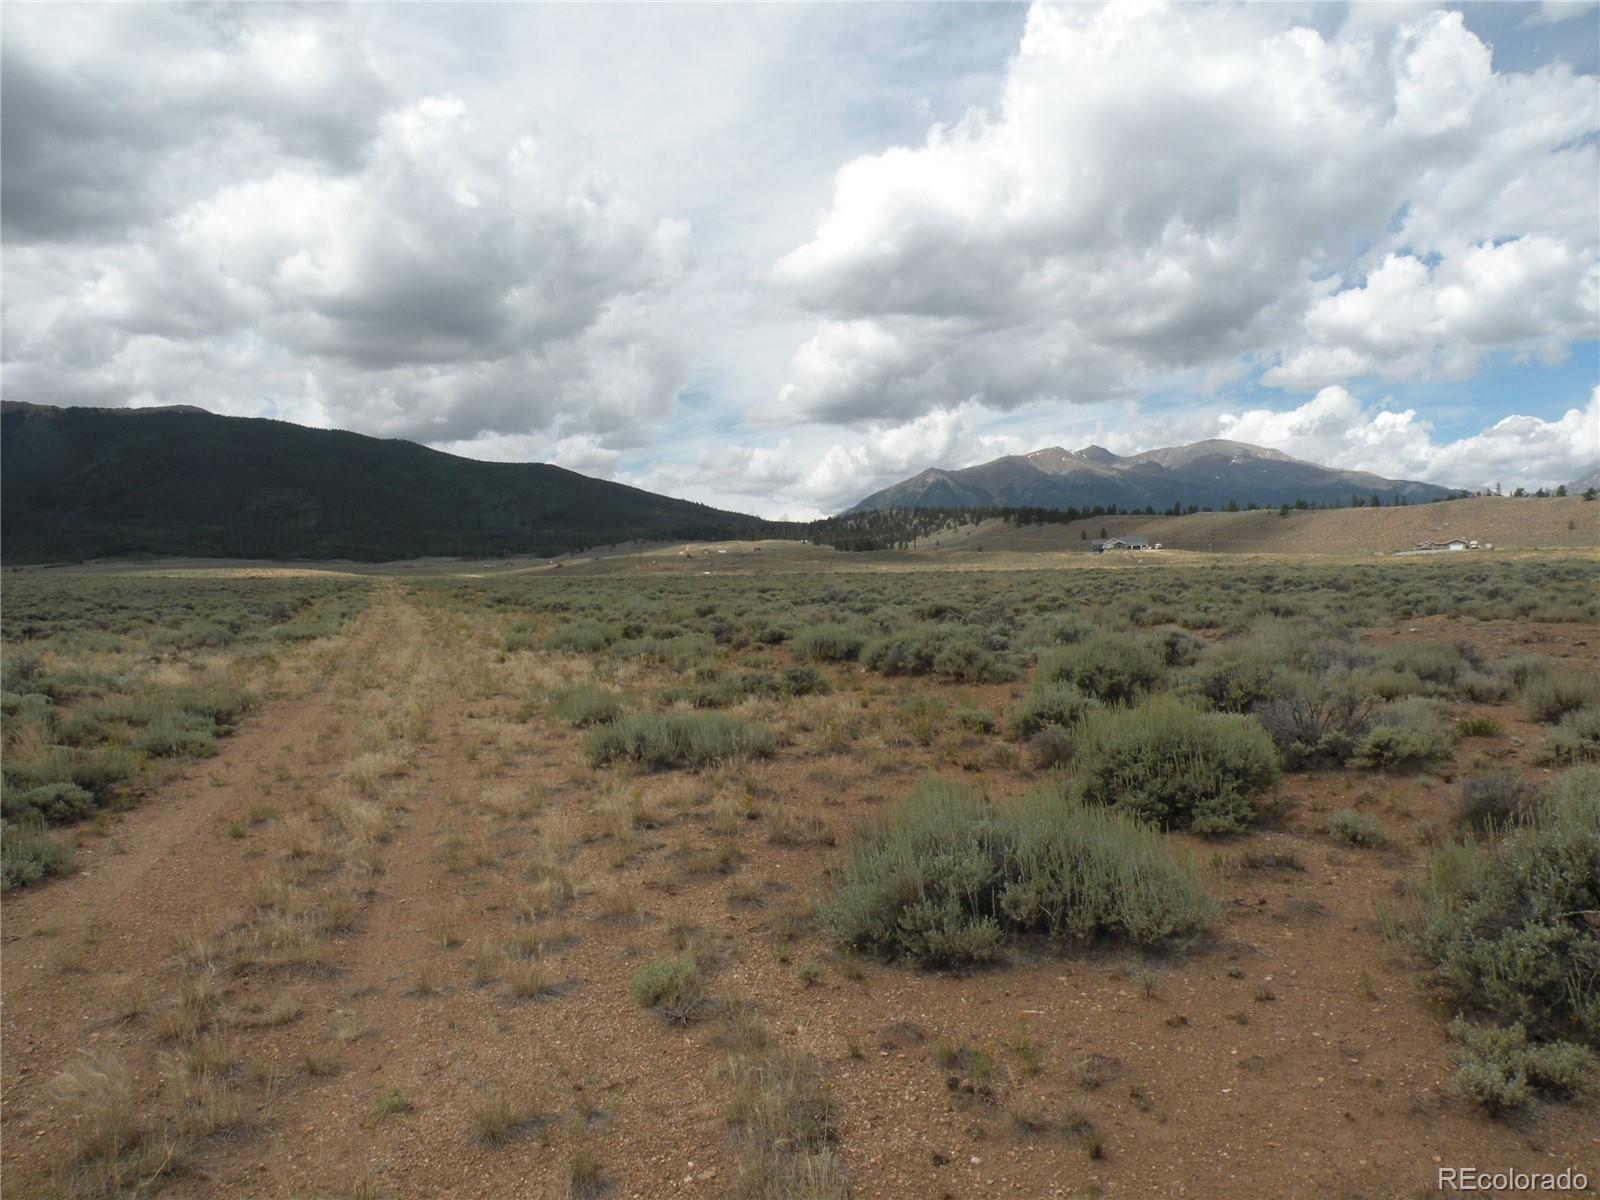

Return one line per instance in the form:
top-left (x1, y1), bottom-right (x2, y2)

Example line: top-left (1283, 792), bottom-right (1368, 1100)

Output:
top-left (0, 598), bottom-right (399, 1188)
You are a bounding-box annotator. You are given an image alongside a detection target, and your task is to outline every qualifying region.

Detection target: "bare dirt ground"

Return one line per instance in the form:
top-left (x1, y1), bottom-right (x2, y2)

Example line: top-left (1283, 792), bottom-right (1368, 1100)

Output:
top-left (4, 594), bottom-right (1596, 1199)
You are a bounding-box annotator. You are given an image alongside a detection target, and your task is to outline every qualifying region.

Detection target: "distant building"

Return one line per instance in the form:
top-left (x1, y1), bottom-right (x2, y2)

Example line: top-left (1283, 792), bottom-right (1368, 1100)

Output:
top-left (1092, 537), bottom-right (1155, 552)
top-left (1415, 537), bottom-right (1470, 552)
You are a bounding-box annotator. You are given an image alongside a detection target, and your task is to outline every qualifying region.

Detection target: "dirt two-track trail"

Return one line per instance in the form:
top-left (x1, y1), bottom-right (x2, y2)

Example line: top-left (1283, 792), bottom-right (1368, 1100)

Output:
top-left (3, 588), bottom-right (1596, 1200)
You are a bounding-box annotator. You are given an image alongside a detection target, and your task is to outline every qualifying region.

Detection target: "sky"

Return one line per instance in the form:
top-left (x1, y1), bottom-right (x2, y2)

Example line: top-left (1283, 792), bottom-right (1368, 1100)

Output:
top-left (3, 1), bottom-right (1597, 519)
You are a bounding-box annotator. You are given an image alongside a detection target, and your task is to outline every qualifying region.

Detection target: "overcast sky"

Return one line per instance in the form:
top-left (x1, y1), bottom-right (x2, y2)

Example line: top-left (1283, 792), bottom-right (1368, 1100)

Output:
top-left (4, 2), bottom-right (1597, 517)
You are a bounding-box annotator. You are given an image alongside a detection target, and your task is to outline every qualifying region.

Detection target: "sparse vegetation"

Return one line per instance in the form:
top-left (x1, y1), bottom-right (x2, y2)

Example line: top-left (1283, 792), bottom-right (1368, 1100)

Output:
top-left (9, 549), bottom-right (1600, 1197)
top-left (1326, 810), bottom-right (1384, 847)
top-left (720, 1015), bottom-right (847, 1200)
top-left (1408, 768), bottom-right (1599, 1050)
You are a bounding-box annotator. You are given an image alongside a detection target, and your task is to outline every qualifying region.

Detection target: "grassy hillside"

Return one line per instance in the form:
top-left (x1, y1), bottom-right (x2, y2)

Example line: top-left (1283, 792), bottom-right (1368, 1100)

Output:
top-left (1, 403), bottom-right (774, 563)
top-left (921, 495), bottom-right (1600, 556)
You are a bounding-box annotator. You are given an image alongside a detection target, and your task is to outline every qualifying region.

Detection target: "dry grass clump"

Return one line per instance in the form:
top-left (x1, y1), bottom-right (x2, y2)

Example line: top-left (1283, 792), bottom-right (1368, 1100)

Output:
top-left (564, 1145), bottom-right (611, 1200)
top-left (630, 959), bottom-right (708, 1025)
top-left (506, 959), bottom-right (562, 1001)
top-left (765, 807), bottom-right (835, 848)
top-left (720, 1020), bottom-right (847, 1200)
top-left (47, 1048), bottom-right (186, 1196)
top-left (341, 749), bottom-right (412, 799)
top-left (467, 1090), bottom-right (543, 1147)
top-left (151, 971), bottom-right (223, 1042)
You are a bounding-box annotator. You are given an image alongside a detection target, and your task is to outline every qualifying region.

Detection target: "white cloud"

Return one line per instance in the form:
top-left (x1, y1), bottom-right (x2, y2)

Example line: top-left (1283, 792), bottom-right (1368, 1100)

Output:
top-left (1523, 2), bottom-right (1598, 26)
top-left (1218, 385), bottom-right (1600, 491)
top-left (1264, 238), bottom-right (1597, 388)
top-left (3, 90), bottom-right (690, 448)
top-left (773, 3), bottom-right (1597, 423)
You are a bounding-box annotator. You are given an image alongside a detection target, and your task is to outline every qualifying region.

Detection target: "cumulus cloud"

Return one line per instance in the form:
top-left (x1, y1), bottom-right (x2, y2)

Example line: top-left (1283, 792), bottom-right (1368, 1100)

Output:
top-left (1, 6), bottom-right (388, 242)
top-left (773, 3), bottom-right (1597, 423)
top-left (2, 14), bottom-right (692, 449)
top-left (1218, 385), bottom-right (1600, 492)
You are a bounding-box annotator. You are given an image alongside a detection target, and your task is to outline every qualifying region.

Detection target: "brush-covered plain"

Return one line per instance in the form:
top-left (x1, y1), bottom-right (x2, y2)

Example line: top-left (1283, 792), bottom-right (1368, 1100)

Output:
top-left (3, 553), bottom-right (1596, 1200)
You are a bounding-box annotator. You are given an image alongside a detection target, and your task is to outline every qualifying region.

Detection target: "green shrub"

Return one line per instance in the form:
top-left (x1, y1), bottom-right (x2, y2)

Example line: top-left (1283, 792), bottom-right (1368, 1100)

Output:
top-left (775, 665), bottom-right (830, 698)
top-left (1252, 673), bottom-right (1376, 768)
top-left (1536, 707), bottom-right (1600, 766)
top-left (0, 818), bottom-right (74, 891)
top-left (1185, 646), bottom-right (1283, 714)
top-left (1522, 668), bottom-right (1600, 724)
top-left (1028, 725), bottom-right (1075, 770)
top-left (168, 685), bottom-right (251, 730)
top-left (1498, 654), bottom-right (1553, 692)
top-left (134, 711), bottom-right (217, 758)
top-left (1153, 628), bottom-right (1207, 668)
top-left (1, 783), bottom-right (95, 824)
top-left (1015, 614), bottom-right (1095, 653)
top-left (1326, 810), bottom-right (1384, 847)
top-left (951, 706), bottom-right (997, 734)
top-left (1347, 698), bottom-right (1457, 771)
top-left (548, 684), bottom-right (625, 727)
top-left (1, 651), bottom-right (46, 692)
top-left (791, 625), bottom-right (865, 663)
top-left (863, 626), bottom-right (1016, 683)
top-left (1038, 635), bottom-right (1165, 706)
top-left (1456, 773), bottom-right (1540, 833)
top-left (1360, 668), bottom-right (1427, 701)
top-left (1005, 683), bottom-right (1100, 741)
top-left (930, 639), bottom-right (1018, 684)
top-left (1446, 1018), bottom-right (1595, 1115)
top-left (1457, 671), bottom-right (1511, 703)
top-left (1409, 771), bottom-right (1599, 1044)
top-left (610, 633), bottom-right (716, 671)
top-left (1071, 700), bottom-right (1279, 834)
top-left (544, 621), bottom-right (620, 654)
top-left (3, 746), bottom-right (140, 802)
top-left (584, 713), bottom-right (775, 769)
top-left (1379, 643), bottom-right (1476, 695)
top-left (820, 779), bottom-right (1215, 967)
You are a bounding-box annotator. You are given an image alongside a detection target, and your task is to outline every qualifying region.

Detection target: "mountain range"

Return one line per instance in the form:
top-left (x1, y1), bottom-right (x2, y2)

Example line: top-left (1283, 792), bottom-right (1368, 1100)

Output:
top-left (845, 439), bottom-right (1462, 514)
top-left (2, 402), bottom-right (1489, 565)
top-left (0, 402), bottom-right (769, 563)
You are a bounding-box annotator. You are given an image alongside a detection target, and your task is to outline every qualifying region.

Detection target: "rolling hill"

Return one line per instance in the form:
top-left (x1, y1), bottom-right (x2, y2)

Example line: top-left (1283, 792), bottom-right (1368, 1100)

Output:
top-left (0, 402), bottom-right (774, 563)
top-left (846, 438), bottom-right (1462, 514)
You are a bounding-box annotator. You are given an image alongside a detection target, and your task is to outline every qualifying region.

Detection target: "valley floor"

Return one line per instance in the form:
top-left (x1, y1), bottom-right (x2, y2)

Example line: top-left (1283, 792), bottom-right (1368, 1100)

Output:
top-left (3, 585), bottom-right (1596, 1199)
